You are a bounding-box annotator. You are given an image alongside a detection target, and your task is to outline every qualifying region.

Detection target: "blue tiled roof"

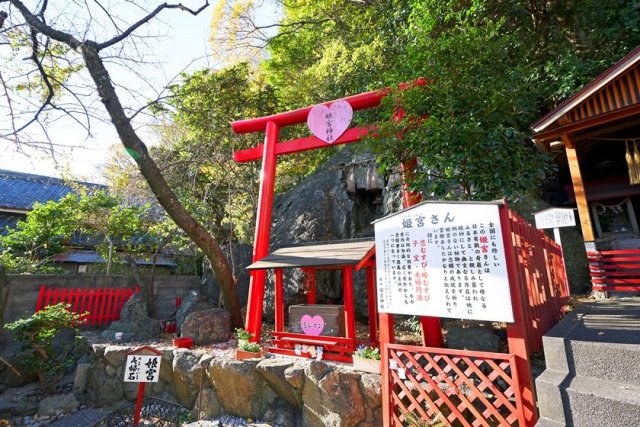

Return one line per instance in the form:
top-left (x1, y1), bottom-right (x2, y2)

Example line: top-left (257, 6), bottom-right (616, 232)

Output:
top-left (0, 169), bottom-right (103, 211)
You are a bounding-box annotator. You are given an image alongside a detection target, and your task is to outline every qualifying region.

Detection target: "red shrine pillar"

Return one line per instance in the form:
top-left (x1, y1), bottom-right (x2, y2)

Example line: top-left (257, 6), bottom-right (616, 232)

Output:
top-left (246, 121), bottom-right (279, 340)
top-left (401, 159), bottom-right (443, 348)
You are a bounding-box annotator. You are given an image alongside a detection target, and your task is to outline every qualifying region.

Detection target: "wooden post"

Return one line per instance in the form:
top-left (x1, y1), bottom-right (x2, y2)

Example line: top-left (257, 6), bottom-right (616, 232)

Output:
top-left (380, 312), bottom-right (394, 427)
top-left (275, 268), bottom-right (284, 333)
top-left (246, 121), bottom-right (279, 341)
top-left (305, 268), bottom-right (316, 304)
top-left (401, 158), bottom-right (443, 347)
top-left (499, 203), bottom-right (537, 426)
top-left (133, 382), bottom-right (145, 426)
top-left (562, 132), bottom-right (594, 242)
top-left (366, 266), bottom-right (378, 344)
top-left (343, 266), bottom-right (356, 341)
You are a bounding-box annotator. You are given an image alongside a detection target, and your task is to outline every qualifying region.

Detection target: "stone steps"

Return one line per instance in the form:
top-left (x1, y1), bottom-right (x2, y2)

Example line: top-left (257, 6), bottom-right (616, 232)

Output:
top-left (535, 298), bottom-right (640, 427)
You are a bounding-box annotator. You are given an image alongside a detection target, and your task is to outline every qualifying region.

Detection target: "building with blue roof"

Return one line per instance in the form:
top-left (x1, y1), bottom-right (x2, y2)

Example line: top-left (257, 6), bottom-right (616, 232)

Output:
top-left (0, 169), bottom-right (100, 230)
top-left (0, 169), bottom-right (175, 273)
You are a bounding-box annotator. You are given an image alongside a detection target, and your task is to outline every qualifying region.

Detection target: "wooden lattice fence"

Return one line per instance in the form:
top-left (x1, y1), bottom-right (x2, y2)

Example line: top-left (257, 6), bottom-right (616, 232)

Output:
top-left (387, 343), bottom-right (524, 427)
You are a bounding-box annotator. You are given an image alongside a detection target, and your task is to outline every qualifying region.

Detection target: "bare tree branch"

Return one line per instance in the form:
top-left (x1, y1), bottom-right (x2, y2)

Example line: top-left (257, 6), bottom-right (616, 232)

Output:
top-left (97, 1), bottom-right (210, 50)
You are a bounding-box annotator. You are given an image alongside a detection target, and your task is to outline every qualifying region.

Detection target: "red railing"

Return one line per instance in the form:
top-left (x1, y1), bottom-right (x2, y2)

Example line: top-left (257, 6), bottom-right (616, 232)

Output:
top-left (587, 249), bottom-right (640, 292)
top-left (35, 285), bottom-right (138, 326)
top-left (386, 343), bottom-right (524, 427)
top-left (507, 210), bottom-right (570, 353)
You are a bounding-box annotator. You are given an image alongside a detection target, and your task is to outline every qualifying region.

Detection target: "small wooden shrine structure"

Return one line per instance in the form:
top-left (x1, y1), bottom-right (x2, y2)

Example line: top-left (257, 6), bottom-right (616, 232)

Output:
top-left (532, 44), bottom-right (640, 293)
top-left (246, 238), bottom-right (377, 362)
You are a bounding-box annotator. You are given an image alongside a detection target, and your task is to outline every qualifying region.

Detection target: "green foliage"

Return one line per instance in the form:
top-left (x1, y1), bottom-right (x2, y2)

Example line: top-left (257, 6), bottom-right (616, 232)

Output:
top-left (0, 187), bottom-right (184, 274)
top-left (354, 344), bottom-right (381, 360)
top-left (235, 327), bottom-right (254, 341)
top-left (5, 303), bottom-right (86, 390)
top-left (259, 0), bottom-right (640, 203)
top-left (238, 341), bottom-right (261, 353)
top-left (236, 328), bottom-right (261, 352)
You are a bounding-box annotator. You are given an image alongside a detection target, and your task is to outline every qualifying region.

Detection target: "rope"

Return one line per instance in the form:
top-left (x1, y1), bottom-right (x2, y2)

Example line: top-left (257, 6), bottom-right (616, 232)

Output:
top-left (593, 196), bottom-right (630, 209)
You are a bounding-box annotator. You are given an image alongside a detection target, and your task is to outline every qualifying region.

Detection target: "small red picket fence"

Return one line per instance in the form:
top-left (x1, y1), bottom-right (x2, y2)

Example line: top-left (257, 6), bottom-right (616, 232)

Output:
top-left (587, 249), bottom-right (640, 292)
top-left (386, 343), bottom-right (524, 427)
top-left (507, 210), bottom-right (570, 353)
top-left (35, 285), bottom-right (138, 326)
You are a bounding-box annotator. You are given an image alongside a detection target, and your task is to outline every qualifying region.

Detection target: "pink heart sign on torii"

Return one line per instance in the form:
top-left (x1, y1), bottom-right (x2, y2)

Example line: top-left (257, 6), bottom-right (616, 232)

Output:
top-left (306, 99), bottom-right (353, 144)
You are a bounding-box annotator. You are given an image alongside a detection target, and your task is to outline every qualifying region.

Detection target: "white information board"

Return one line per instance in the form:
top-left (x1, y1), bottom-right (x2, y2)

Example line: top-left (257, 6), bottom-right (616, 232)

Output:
top-left (374, 202), bottom-right (514, 322)
top-left (534, 208), bottom-right (576, 229)
top-left (124, 355), bottom-right (161, 383)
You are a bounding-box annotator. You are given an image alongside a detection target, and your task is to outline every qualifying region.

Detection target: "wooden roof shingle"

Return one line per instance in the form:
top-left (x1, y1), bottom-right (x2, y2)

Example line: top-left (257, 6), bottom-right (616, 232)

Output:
top-left (247, 238), bottom-right (375, 270)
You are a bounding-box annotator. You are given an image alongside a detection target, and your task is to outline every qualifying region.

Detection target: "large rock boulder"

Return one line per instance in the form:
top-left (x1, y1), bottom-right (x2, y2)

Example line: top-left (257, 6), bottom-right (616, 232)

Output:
top-left (172, 349), bottom-right (206, 408)
top-left (256, 358), bottom-right (301, 409)
top-left (192, 387), bottom-right (222, 420)
top-left (207, 359), bottom-right (267, 419)
top-left (101, 293), bottom-right (159, 342)
top-left (0, 351), bottom-right (38, 387)
top-left (359, 373), bottom-right (383, 425)
top-left (175, 290), bottom-right (215, 333)
top-left (201, 243), bottom-right (253, 308)
top-left (86, 359), bottom-right (124, 406)
top-left (301, 361), bottom-right (366, 427)
top-left (180, 308), bottom-right (230, 345)
top-left (38, 393), bottom-right (79, 417)
top-left (265, 149), bottom-right (389, 321)
top-left (446, 327), bottom-right (500, 352)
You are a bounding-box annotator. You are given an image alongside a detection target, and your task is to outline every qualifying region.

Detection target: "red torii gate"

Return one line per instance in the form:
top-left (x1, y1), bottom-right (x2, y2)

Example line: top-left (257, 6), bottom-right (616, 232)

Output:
top-left (231, 80), bottom-right (443, 347)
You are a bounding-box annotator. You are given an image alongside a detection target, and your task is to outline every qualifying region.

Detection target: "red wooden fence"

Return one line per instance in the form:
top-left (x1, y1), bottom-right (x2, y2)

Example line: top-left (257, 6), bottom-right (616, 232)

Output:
top-left (507, 210), bottom-right (570, 353)
top-left (587, 249), bottom-right (640, 292)
top-left (35, 285), bottom-right (139, 326)
top-left (386, 343), bottom-right (524, 427)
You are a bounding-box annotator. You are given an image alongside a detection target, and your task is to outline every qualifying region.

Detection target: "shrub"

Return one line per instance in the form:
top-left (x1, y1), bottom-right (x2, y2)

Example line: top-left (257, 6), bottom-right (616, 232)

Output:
top-left (235, 328), bottom-right (261, 353)
top-left (5, 303), bottom-right (87, 390)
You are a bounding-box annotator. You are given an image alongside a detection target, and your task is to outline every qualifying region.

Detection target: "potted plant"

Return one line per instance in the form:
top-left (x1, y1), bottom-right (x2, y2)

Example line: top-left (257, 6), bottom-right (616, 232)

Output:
top-left (353, 345), bottom-right (381, 374)
top-left (235, 328), bottom-right (263, 361)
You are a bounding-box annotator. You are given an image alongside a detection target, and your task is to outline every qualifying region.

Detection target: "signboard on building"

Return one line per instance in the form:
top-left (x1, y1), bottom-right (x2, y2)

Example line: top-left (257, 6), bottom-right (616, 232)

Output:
top-left (534, 208), bottom-right (576, 229)
top-left (374, 202), bottom-right (514, 322)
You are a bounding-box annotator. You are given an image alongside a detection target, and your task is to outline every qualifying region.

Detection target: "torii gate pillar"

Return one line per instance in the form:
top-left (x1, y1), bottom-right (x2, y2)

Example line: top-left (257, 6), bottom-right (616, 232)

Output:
top-left (245, 121), bottom-right (279, 334)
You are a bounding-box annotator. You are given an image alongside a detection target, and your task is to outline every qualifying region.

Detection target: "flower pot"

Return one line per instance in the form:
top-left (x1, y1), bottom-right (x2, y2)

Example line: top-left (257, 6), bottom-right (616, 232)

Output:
top-left (353, 356), bottom-right (381, 374)
top-left (236, 348), bottom-right (263, 361)
top-left (173, 337), bottom-right (193, 349)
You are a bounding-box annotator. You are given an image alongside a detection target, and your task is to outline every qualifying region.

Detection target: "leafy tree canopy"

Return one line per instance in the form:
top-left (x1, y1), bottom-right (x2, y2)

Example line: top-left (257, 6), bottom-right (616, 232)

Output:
top-left (0, 188), bottom-right (183, 274)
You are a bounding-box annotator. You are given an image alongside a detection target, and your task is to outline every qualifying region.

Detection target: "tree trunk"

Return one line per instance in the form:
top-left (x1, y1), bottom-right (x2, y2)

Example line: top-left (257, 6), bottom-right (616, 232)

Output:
top-left (0, 265), bottom-right (7, 335)
top-left (106, 237), bottom-right (114, 275)
top-left (125, 254), bottom-right (157, 319)
top-left (79, 42), bottom-right (243, 327)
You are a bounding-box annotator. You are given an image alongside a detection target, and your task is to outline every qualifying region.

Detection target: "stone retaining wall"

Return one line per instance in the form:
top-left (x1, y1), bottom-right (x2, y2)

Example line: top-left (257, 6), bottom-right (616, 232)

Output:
top-left (85, 344), bottom-right (382, 427)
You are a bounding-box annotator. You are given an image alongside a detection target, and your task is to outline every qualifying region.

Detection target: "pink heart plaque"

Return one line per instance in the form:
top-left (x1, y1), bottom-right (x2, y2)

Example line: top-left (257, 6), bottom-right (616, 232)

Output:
top-left (307, 99), bottom-right (353, 144)
top-left (300, 315), bottom-right (325, 335)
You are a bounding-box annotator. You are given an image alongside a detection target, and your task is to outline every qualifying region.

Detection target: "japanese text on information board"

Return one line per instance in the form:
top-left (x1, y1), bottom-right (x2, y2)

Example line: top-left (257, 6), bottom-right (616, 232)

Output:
top-left (374, 203), bottom-right (514, 322)
top-left (124, 355), bottom-right (161, 383)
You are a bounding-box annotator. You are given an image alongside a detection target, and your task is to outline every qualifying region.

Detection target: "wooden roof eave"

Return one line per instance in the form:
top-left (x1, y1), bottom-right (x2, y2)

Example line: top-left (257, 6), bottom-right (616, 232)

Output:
top-left (355, 245), bottom-right (376, 271)
top-left (532, 45), bottom-right (640, 136)
top-left (533, 102), bottom-right (640, 148)
top-left (246, 239), bottom-right (375, 271)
